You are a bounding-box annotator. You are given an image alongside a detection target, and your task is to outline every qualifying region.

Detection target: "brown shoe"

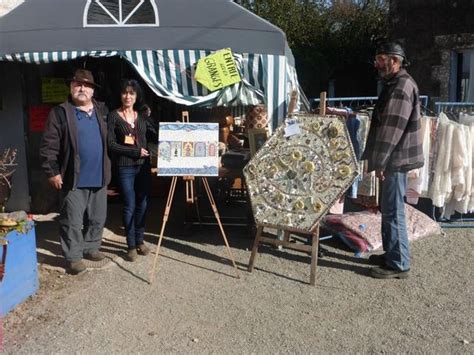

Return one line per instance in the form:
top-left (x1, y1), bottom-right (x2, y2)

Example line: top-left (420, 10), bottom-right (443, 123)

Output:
top-left (126, 248), bottom-right (138, 262)
top-left (84, 250), bottom-right (106, 262)
top-left (67, 260), bottom-right (87, 275)
top-left (137, 244), bottom-right (150, 256)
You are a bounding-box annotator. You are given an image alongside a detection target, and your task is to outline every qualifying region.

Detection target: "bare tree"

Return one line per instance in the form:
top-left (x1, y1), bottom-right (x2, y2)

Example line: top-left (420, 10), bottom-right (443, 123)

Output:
top-left (0, 148), bottom-right (18, 212)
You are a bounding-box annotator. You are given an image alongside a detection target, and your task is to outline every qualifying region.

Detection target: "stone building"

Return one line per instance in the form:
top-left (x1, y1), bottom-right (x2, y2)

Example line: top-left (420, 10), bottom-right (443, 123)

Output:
top-left (390, 0), bottom-right (474, 104)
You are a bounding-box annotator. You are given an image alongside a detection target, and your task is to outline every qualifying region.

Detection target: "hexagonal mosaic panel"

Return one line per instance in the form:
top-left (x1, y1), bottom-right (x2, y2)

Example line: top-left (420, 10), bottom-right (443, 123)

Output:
top-left (243, 114), bottom-right (359, 233)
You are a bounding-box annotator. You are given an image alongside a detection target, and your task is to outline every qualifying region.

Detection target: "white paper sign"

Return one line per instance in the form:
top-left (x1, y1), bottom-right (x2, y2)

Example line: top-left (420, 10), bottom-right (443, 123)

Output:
top-left (284, 119), bottom-right (301, 137)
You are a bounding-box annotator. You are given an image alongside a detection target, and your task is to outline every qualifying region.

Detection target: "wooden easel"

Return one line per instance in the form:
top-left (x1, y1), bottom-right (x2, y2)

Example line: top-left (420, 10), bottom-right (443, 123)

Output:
top-left (248, 225), bottom-right (320, 285)
top-left (287, 89), bottom-right (298, 116)
top-left (247, 91), bottom-right (327, 286)
top-left (319, 91), bottom-right (327, 115)
top-left (149, 112), bottom-right (240, 283)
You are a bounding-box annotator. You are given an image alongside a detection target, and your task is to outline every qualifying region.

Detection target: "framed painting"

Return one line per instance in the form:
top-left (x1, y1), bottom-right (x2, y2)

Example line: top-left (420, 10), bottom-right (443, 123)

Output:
top-left (157, 122), bottom-right (219, 176)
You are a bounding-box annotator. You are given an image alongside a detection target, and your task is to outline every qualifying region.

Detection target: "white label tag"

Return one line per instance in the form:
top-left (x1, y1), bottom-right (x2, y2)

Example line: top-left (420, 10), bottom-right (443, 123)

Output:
top-left (284, 119), bottom-right (301, 137)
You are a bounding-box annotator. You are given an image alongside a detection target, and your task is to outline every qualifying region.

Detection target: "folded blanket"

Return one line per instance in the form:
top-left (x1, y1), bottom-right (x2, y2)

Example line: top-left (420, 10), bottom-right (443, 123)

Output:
top-left (322, 204), bottom-right (442, 253)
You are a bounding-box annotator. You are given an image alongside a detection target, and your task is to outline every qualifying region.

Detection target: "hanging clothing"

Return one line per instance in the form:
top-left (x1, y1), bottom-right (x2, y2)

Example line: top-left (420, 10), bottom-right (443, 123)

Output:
top-left (429, 113), bottom-right (454, 208)
top-left (345, 113), bottom-right (361, 198)
top-left (353, 113), bottom-right (378, 199)
top-left (429, 112), bottom-right (474, 218)
top-left (406, 116), bottom-right (434, 204)
top-left (469, 124), bottom-right (474, 212)
top-left (459, 112), bottom-right (474, 126)
top-left (444, 122), bottom-right (473, 217)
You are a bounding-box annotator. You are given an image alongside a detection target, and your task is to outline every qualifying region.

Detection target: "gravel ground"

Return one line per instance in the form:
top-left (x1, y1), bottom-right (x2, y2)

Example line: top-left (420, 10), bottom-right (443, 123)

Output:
top-left (2, 201), bottom-right (473, 354)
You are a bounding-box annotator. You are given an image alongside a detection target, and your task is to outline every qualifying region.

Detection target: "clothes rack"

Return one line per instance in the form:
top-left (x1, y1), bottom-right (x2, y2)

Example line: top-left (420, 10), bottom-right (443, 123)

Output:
top-left (310, 95), bottom-right (429, 109)
top-left (435, 101), bottom-right (474, 114)
top-left (432, 101), bottom-right (474, 228)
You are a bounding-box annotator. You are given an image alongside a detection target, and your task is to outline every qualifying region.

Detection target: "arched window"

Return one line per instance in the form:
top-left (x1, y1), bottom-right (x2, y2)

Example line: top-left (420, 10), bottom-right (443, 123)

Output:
top-left (84, 0), bottom-right (159, 27)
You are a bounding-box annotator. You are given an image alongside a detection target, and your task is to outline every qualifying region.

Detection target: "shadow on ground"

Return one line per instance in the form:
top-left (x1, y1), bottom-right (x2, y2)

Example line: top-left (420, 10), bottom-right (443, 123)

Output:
top-left (33, 182), bottom-right (366, 277)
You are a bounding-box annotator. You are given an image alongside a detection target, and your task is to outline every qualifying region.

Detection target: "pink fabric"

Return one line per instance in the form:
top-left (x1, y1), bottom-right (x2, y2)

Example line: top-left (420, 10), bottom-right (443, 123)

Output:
top-left (329, 197), bottom-right (345, 214)
top-left (323, 218), bottom-right (370, 252)
top-left (323, 204), bottom-right (442, 252)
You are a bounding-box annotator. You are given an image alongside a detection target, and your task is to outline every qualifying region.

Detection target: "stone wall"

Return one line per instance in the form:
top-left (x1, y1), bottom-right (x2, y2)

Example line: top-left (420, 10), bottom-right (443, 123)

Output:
top-left (390, 0), bottom-right (474, 103)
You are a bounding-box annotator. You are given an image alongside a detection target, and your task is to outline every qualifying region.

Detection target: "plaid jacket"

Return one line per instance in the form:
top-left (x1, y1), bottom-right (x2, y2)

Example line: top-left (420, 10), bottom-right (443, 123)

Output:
top-left (362, 69), bottom-right (424, 172)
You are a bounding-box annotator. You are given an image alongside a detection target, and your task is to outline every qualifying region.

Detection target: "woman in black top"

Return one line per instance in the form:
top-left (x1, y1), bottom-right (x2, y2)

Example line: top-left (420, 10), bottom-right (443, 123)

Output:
top-left (108, 79), bottom-right (158, 261)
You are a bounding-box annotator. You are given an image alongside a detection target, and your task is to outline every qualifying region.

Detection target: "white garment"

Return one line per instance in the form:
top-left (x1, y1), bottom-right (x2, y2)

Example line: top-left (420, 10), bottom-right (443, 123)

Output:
top-left (450, 123), bottom-right (468, 196)
top-left (459, 112), bottom-right (474, 126)
top-left (429, 116), bottom-right (446, 207)
top-left (430, 112), bottom-right (474, 217)
top-left (443, 123), bottom-right (470, 218)
top-left (467, 125), bottom-right (474, 212)
top-left (430, 113), bottom-right (453, 207)
top-left (407, 116), bottom-right (432, 204)
top-left (456, 124), bottom-right (473, 214)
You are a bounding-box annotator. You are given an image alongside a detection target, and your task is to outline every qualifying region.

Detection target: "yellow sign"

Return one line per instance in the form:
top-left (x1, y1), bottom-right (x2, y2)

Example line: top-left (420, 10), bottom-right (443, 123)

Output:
top-left (42, 78), bottom-right (69, 103)
top-left (194, 48), bottom-right (241, 92)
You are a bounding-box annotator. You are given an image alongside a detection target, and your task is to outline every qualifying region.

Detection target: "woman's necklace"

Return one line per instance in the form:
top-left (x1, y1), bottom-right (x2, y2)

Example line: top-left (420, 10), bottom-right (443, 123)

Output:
top-left (121, 108), bottom-right (136, 129)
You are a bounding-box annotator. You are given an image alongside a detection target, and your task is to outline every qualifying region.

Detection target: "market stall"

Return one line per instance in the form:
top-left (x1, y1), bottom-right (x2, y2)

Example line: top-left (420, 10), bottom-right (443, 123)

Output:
top-left (0, 0), bottom-right (305, 212)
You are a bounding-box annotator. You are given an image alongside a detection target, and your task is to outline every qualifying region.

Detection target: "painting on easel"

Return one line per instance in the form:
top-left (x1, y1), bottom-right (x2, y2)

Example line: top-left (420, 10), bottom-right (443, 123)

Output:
top-left (157, 122), bottom-right (219, 176)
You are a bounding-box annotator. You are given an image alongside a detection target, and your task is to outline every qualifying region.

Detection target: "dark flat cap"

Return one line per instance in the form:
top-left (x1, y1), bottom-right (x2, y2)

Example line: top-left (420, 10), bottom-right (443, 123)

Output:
top-left (376, 42), bottom-right (409, 66)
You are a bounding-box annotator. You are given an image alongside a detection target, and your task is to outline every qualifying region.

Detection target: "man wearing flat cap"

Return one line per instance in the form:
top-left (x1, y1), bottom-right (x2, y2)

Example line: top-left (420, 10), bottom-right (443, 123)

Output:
top-left (40, 69), bottom-right (111, 274)
top-left (362, 42), bottom-right (424, 279)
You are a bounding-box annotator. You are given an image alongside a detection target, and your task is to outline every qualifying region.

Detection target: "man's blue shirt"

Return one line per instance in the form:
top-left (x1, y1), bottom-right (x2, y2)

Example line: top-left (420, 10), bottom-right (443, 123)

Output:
top-left (74, 107), bottom-right (103, 188)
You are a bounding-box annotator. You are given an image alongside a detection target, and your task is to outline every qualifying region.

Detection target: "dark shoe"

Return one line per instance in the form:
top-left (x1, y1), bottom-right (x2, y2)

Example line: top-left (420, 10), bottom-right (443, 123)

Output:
top-left (126, 248), bottom-right (138, 262)
top-left (370, 266), bottom-right (410, 279)
top-left (84, 250), bottom-right (106, 262)
top-left (368, 253), bottom-right (386, 266)
top-left (137, 243), bottom-right (150, 256)
top-left (67, 260), bottom-right (87, 275)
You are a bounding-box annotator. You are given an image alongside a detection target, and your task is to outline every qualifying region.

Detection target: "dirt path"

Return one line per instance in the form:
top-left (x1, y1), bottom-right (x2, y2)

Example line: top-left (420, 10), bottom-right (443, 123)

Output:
top-left (2, 220), bottom-right (472, 354)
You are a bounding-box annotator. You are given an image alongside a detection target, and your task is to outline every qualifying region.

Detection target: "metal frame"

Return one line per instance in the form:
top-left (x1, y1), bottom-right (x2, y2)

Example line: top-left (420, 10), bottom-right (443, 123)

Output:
top-left (310, 95), bottom-right (429, 108)
top-left (434, 101), bottom-right (474, 114)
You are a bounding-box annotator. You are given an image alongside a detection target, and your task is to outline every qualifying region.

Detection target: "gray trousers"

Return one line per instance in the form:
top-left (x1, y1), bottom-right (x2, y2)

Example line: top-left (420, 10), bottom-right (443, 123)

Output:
top-left (59, 187), bottom-right (107, 261)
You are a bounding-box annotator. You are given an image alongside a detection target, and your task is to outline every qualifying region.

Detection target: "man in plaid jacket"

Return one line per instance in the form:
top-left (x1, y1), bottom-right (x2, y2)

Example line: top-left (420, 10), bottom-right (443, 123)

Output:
top-left (362, 42), bottom-right (424, 279)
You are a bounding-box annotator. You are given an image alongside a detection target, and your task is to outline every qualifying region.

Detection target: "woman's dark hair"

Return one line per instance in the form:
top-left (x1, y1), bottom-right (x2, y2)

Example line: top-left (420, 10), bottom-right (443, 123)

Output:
top-left (120, 79), bottom-right (144, 110)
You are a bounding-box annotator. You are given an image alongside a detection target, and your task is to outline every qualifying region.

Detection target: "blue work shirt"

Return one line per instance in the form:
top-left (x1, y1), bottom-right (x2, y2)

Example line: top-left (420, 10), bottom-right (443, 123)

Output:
top-left (75, 107), bottom-right (104, 188)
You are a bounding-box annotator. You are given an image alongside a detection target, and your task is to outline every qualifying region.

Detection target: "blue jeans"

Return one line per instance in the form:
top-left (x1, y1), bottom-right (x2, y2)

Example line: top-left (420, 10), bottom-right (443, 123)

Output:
top-left (380, 171), bottom-right (410, 271)
top-left (117, 164), bottom-right (152, 249)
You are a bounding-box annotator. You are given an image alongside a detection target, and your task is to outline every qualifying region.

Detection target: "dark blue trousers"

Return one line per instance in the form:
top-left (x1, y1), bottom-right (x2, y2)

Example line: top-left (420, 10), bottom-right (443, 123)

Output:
top-left (117, 163), bottom-right (151, 249)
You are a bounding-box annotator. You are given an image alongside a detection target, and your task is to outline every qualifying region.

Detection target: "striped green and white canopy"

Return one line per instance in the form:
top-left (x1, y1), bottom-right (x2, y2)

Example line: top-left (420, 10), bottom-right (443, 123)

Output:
top-left (0, 49), bottom-right (302, 130)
